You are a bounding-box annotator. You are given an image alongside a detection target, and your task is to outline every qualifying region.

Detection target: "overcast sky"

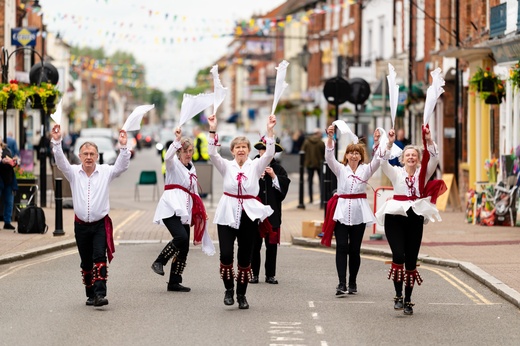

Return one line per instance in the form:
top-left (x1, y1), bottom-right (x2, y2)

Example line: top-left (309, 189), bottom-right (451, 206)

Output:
top-left (39, 0), bottom-right (285, 92)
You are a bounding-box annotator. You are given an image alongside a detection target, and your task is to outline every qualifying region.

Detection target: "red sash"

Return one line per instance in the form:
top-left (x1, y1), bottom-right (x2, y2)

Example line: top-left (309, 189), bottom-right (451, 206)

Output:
top-left (393, 195), bottom-right (418, 201)
top-left (224, 192), bottom-right (273, 237)
top-left (74, 215), bottom-right (115, 263)
top-left (321, 193), bottom-right (367, 247)
top-left (164, 184), bottom-right (207, 245)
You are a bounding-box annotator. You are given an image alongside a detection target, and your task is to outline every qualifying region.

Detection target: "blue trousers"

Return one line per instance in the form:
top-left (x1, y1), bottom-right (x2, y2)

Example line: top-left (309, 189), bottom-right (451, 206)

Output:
top-left (0, 180), bottom-right (14, 224)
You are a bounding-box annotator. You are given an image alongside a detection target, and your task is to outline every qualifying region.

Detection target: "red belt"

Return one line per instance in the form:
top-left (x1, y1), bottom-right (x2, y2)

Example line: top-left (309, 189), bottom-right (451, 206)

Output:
top-left (338, 193), bottom-right (367, 199)
top-left (393, 195), bottom-right (418, 201)
top-left (223, 192), bottom-right (273, 238)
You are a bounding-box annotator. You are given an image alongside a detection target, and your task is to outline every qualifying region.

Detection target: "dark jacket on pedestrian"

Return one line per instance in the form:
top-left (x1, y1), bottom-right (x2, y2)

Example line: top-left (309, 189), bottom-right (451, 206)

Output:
top-left (301, 134), bottom-right (325, 169)
top-left (256, 157), bottom-right (291, 229)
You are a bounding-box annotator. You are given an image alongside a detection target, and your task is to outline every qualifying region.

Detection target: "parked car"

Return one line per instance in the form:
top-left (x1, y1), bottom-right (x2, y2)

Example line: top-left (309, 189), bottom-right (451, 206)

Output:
top-left (71, 136), bottom-right (118, 165)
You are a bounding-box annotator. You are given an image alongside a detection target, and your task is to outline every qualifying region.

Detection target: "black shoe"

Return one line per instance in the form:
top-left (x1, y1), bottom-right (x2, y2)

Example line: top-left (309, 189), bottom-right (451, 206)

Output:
top-left (403, 302), bottom-right (414, 315)
top-left (237, 294), bottom-right (249, 309)
top-left (3, 223), bottom-right (15, 230)
top-left (348, 284), bottom-right (357, 294)
top-left (265, 276), bottom-right (278, 284)
top-left (86, 297), bottom-right (95, 306)
top-left (394, 296), bottom-right (404, 310)
top-left (167, 283), bottom-right (191, 292)
top-left (224, 289), bottom-right (234, 306)
top-left (250, 276), bottom-right (259, 284)
top-left (151, 262), bottom-right (165, 276)
top-left (93, 296), bottom-right (109, 307)
top-left (336, 283), bottom-right (347, 296)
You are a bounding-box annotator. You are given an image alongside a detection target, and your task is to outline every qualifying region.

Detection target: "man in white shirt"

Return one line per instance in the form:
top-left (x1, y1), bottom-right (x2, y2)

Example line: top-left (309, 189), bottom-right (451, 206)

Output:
top-left (51, 124), bottom-right (130, 307)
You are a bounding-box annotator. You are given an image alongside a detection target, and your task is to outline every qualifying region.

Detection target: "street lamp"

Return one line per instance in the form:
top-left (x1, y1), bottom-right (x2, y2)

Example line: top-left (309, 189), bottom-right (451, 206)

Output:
top-left (297, 44), bottom-right (311, 71)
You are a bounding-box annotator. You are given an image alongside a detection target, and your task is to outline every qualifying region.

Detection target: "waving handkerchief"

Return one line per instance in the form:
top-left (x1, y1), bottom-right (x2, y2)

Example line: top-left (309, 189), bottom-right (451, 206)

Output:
top-left (271, 60), bottom-right (290, 115)
top-left (122, 104), bottom-right (155, 131)
top-left (50, 98), bottom-right (63, 125)
top-left (423, 67), bottom-right (445, 126)
top-left (210, 65), bottom-right (227, 114)
top-left (201, 227), bottom-right (216, 256)
top-left (376, 127), bottom-right (402, 160)
top-left (387, 63), bottom-right (399, 128)
top-left (178, 93), bottom-right (214, 127)
top-left (332, 120), bottom-right (358, 145)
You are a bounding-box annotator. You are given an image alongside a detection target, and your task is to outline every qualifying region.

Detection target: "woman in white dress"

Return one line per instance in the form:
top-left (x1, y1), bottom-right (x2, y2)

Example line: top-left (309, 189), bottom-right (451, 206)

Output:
top-left (321, 126), bottom-right (385, 296)
top-left (151, 127), bottom-right (208, 292)
top-left (375, 126), bottom-right (445, 315)
top-left (207, 113), bottom-right (277, 310)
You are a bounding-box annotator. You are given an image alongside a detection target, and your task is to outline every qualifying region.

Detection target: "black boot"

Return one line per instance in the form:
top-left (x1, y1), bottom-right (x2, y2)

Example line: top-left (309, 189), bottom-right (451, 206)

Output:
top-left (347, 283), bottom-right (357, 294)
top-left (237, 294), bottom-right (249, 309)
top-left (250, 276), bottom-right (259, 284)
top-left (336, 282), bottom-right (347, 296)
top-left (404, 302), bottom-right (414, 315)
top-left (167, 283), bottom-right (191, 292)
top-left (224, 289), bottom-right (234, 305)
top-left (394, 296), bottom-right (404, 310)
top-left (93, 295), bottom-right (109, 307)
top-left (151, 262), bottom-right (164, 276)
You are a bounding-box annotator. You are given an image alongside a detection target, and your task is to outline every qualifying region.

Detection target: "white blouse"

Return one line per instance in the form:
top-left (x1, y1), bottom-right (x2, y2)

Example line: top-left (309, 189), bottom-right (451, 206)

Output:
top-left (153, 140), bottom-right (199, 225)
top-left (375, 143), bottom-right (441, 225)
top-left (209, 136), bottom-right (275, 229)
top-left (326, 142), bottom-right (382, 226)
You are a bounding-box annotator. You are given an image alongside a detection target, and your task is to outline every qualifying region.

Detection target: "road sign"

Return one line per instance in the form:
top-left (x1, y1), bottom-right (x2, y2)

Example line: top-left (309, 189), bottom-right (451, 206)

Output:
top-left (11, 27), bottom-right (38, 47)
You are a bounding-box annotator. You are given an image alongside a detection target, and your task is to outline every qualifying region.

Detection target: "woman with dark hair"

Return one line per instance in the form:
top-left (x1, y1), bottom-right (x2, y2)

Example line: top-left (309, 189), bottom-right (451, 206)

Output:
top-left (375, 126), bottom-right (445, 315)
top-left (207, 113), bottom-right (277, 310)
top-left (321, 125), bottom-right (385, 296)
top-left (151, 127), bottom-right (210, 292)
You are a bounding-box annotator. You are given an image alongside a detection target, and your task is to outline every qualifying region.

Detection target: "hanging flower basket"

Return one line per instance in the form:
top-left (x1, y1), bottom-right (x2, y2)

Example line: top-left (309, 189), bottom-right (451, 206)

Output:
top-left (28, 82), bottom-right (60, 114)
top-left (485, 92), bottom-right (505, 105)
top-left (509, 60), bottom-right (520, 92)
top-left (469, 67), bottom-right (505, 101)
top-left (0, 80), bottom-right (30, 111)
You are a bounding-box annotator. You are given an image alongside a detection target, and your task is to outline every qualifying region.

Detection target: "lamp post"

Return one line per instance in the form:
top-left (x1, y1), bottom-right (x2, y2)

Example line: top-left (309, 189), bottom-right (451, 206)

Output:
top-left (297, 45), bottom-right (311, 210)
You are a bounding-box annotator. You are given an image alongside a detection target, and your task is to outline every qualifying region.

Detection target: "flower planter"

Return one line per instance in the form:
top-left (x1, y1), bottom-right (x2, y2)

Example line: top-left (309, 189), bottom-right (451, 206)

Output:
top-left (485, 92), bottom-right (504, 105)
top-left (480, 78), bottom-right (495, 92)
top-left (30, 95), bottom-right (57, 114)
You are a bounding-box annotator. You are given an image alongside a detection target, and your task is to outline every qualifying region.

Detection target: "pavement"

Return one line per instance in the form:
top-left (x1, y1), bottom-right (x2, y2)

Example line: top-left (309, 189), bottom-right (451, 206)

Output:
top-left (1, 187), bottom-right (520, 310)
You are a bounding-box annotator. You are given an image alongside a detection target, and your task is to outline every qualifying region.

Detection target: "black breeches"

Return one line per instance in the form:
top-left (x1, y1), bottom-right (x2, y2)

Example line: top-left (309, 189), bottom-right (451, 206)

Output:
top-left (162, 215), bottom-right (190, 260)
top-left (384, 209), bottom-right (424, 270)
top-left (217, 211), bottom-right (257, 268)
top-left (251, 228), bottom-right (278, 277)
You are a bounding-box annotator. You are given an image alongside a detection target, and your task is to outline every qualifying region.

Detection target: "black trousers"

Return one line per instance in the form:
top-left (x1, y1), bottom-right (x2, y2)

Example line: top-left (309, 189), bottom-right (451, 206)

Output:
top-left (306, 167), bottom-right (322, 203)
top-left (251, 228), bottom-right (278, 278)
top-left (334, 222), bottom-right (366, 285)
top-left (218, 211), bottom-right (257, 295)
top-left (75, 218), bottom-right (107, 297)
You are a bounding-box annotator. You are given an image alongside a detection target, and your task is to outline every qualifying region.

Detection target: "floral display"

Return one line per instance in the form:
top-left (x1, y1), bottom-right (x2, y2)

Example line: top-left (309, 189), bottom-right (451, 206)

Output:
top-left (14, 165), bottom-right (36, 180)
top-left (469, 67), bottom-right (505, 104)
top-left (0, 80), bottom-right (60, 113)
top-left (485, 157), bottom-right (499, 183)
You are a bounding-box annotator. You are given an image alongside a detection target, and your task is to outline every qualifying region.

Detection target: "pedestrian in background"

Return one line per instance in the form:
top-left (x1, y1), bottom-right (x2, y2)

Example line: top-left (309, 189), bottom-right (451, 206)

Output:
top-left (301, 128), bottom-right (325, 204)
top-left (375, 126), bottom-right (445, 315)
top-left (151, 127), bottom-right (212, 292)
top-left (51, 124), bottom-right (131, 307)
top-left (0, 143), bottom-right (17, 230)
top-left (321, 125), bottom-right (384, 296)
top-left (192, 126), bottom-right (209, 162)
top-left (207, 113), bottom-right (277, 310)
top-left (250, 137), bottom-right (290, 285)
top-left (6, 131), bottom-right (19, 158)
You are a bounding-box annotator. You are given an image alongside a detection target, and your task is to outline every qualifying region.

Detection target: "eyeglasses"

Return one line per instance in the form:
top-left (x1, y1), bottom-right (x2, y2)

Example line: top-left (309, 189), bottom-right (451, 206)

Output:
top-left (348, 152), bottom-right (361, 156)
top-left (80, 152), bottom-right (97, 157)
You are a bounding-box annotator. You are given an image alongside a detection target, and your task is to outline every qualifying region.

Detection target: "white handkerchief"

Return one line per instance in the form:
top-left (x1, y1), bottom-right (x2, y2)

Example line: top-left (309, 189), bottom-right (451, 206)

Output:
top-left (376, 127), bottom-right (402, 160)
top-left (333, 120), bottom-right (358, 144)
top-left (50, 99), bottom-right (63, 125)
top-left (178, 93), bottom-right (214, 127)
top-left (122, 104), bottom-right (155, 131)
top-left (387, 63), bottom-right (399, 128)
top-left (271, 60), bottom-right (290, 115)
top-left (210, 65), bottom-right (227, 114)
top-left (423, 67), bottom-right (445, 126)
top-left (201, 227), bottom-right (215, 256)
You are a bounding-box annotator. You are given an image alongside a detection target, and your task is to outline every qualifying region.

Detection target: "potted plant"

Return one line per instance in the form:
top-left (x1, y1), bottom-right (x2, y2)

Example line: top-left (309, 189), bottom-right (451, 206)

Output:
top-left (28, 82), bottom-right (61, 114)
top-left (14, 165), bottom-right (37, 184)
top-left (0, 80), bottom-right (30, 111)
